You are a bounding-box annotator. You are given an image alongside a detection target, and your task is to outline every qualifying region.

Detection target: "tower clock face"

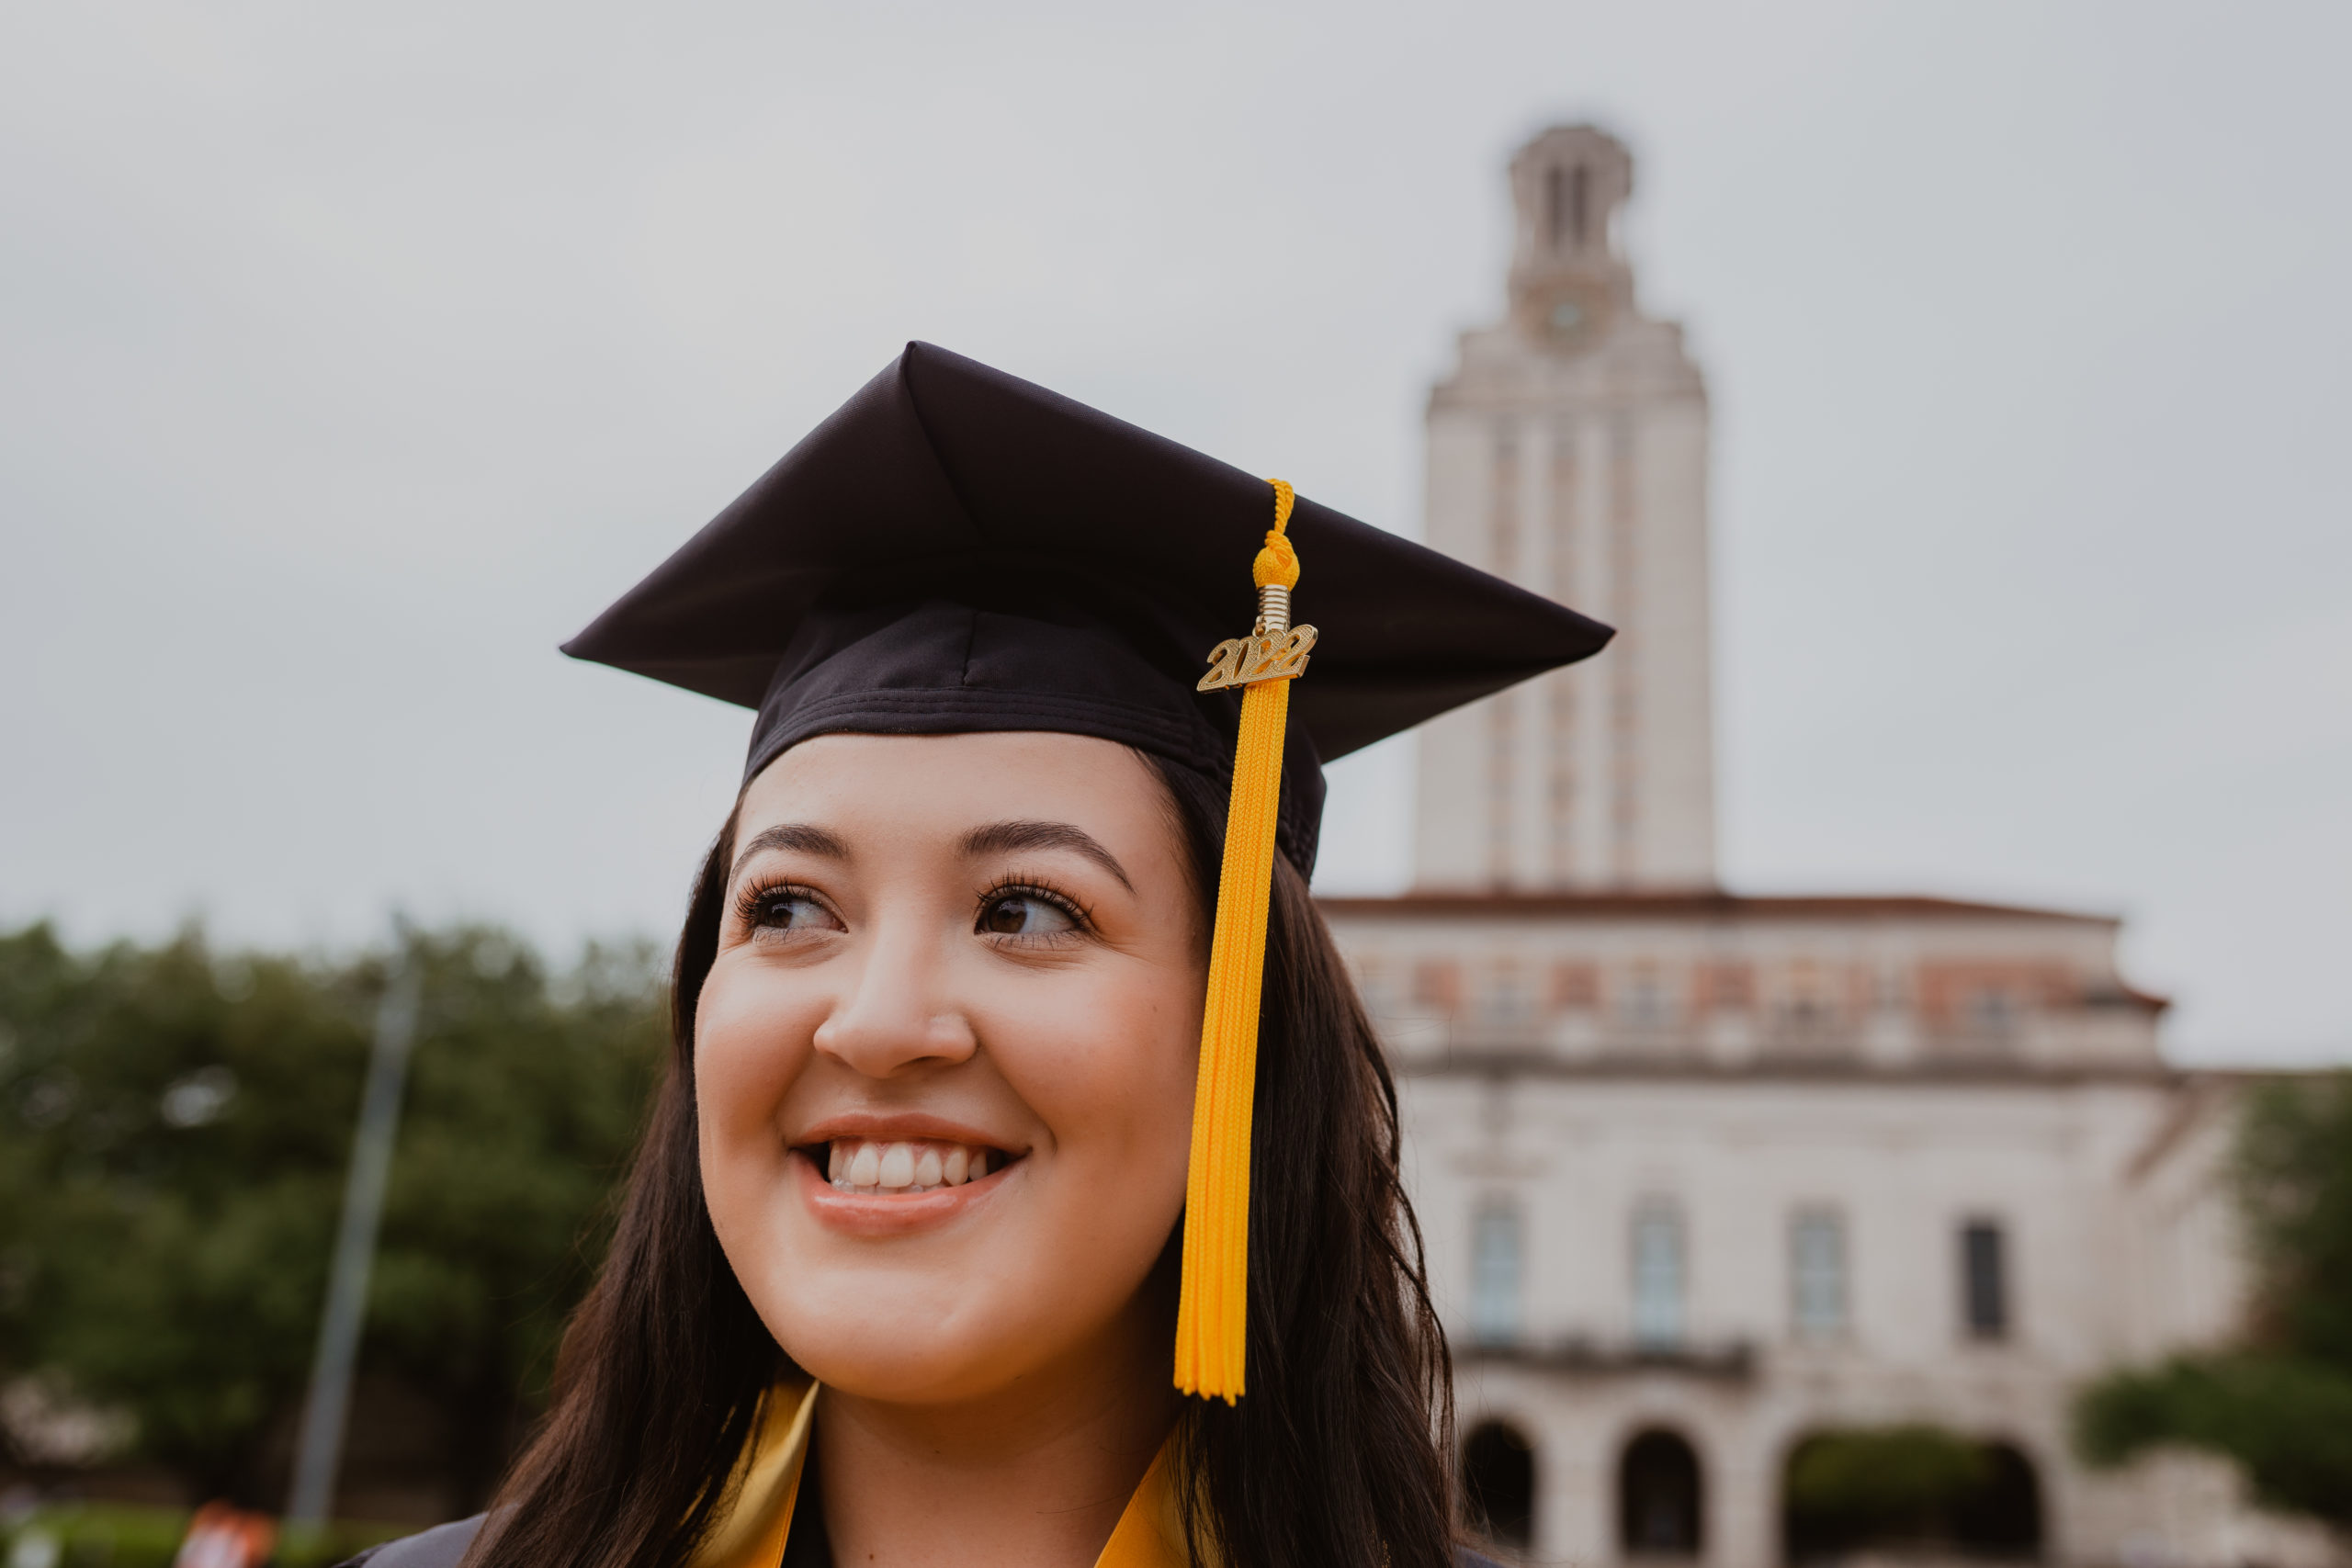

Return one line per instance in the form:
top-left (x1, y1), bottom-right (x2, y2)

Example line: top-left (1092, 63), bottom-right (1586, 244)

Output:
top-left (1538, 279), bottom-right (1611, 349)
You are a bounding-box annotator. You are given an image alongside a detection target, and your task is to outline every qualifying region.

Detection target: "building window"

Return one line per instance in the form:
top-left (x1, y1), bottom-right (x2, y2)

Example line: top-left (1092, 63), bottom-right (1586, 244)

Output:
top-left (1553, 961), bottom-right (1599, 1010)
top-left (1618, 964), bottom-right (1668, 1030)
top-left (1545, 162), bottom-right (1593, 252)
top-left (1781, 959), bottom-right (1837, 1039)
top-left (1962, 1219), bottom-right (2008, 1341)
top-left (1790, 1209), bottom-right (1847, 1339)
top-left (1872, 964), bottom-right (1907, 1011)
top-left (1545, 164), bottom-right (1575, 252)
top-left (1968, 988), bottom-right (2019, 1039)
top-left (1412, 961), bottom-right (1460, 1011)
top-left (1472, 1198), bottom-right (1524, 1346)
top-left (1631, 1201), bottom-right (1685, 1348)
top-left (1702, 962), bottom-right (1753, 1011)
top-left (1484, 961), bottom-right (1531, 1021)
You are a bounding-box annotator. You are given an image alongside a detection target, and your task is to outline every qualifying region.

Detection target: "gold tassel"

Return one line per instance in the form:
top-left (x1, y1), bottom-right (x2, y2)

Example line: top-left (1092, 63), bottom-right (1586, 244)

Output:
top-left (1175, 479), bottom-right (1314, 1402)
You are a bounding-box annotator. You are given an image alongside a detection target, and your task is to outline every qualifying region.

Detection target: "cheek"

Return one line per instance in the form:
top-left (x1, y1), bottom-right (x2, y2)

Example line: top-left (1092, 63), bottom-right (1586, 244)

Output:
top-left (993, 962), bottom-right (1203, 1184)
top-left (694, 959), bottom-right (824, 1179)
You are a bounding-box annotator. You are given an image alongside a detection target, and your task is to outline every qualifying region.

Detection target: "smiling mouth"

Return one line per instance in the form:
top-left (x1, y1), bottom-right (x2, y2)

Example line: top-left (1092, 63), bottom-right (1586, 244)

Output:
top-left (813, 1137), bottom-right (1014, 1195)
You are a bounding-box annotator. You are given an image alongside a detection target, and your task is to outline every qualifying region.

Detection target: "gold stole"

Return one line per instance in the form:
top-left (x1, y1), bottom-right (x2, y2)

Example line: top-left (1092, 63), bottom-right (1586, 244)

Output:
top-left (686, 1382), bottom-right (1198, 1568)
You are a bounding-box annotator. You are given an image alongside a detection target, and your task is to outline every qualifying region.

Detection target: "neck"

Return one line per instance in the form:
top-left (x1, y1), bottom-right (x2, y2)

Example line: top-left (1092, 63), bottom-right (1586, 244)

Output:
top-left (813, 1309), bottom-right (1181, 1568)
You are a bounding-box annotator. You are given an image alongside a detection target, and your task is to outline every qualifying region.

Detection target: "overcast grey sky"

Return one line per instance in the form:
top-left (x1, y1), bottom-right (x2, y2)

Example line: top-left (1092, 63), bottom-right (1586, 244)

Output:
top-left (4, 1), bottom-right (2346, 1063)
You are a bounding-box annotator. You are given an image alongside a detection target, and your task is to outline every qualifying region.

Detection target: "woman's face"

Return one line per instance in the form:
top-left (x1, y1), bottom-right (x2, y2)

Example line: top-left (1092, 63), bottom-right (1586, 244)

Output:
top-left (696, 731), bottom-right (1205, 1406)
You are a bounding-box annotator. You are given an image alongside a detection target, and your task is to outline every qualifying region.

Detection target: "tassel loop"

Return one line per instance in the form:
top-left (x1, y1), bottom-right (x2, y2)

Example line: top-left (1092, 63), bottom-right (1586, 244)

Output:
top-left (1251, 481), bottom-right (1300, 592)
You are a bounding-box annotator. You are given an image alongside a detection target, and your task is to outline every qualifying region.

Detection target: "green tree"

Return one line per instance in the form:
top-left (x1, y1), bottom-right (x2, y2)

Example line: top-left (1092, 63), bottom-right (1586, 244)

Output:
top-left (1785, 1425), bottom-right (1991, 1540)
top-left (1781, 1426), bottom-right (2041, 1555)
top-left (0, 924), bottom-right (363, 1497)
top-left (2075, 1071), bottom-right (2352, 1527)
top-left (0, 922), bottom-right (664, 1512)
top-left (362, 931), bottom-right (663, 1508)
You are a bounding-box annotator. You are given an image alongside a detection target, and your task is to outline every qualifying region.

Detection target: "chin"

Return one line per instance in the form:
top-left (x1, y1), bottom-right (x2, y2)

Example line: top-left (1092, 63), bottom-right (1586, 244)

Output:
top-left (779, 1312), bottom-right (1036, 1405)
top-left (729, 1201), bottom-right (1183, 1406)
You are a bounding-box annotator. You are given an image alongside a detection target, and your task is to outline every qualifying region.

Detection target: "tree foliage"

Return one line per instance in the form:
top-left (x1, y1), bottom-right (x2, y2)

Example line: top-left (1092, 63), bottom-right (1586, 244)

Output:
top-left (1781, 1426), bottom-right (2041, 1554)
top-left (2075, 1070), bottom-right (2352, 1527)
top-left (1784, 1424), bottom-right (1990, 1522)
top-left (0, 921), bottom-right (664, 1511)
top-left (2237, 1071), bottom-right (2352, 1367)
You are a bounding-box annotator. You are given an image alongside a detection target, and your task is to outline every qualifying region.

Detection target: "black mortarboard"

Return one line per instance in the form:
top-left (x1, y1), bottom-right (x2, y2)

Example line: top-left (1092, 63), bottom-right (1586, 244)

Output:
top-left (563, 342), bottom-right (1612, 1400)
top-left (561, 342), bottom-right (1611, 875)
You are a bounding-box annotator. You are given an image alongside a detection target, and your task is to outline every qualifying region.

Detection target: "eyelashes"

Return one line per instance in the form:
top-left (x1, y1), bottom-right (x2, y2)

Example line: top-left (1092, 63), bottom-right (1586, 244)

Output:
top-left (973, 880), bottom-right (1091, 942)
top-left (732, 880), bottom-right (842, 937)
top-left (729, 874), bottom-right (1096, 943)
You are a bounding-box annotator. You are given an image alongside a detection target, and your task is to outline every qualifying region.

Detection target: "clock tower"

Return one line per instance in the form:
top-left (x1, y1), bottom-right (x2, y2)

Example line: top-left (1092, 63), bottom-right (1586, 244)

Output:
top-left (1414, 125), bottom-right (1716, 890)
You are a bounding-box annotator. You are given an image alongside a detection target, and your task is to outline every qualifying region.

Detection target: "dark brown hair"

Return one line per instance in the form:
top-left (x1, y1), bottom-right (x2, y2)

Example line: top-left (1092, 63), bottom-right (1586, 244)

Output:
top-left (463, 754), bottom-right (1457, 1568)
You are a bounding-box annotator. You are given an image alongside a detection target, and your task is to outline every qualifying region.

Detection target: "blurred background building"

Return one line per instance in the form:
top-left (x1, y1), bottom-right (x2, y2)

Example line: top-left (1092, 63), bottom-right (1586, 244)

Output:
top-left (1322, 126), bottom-right (2341, 1568)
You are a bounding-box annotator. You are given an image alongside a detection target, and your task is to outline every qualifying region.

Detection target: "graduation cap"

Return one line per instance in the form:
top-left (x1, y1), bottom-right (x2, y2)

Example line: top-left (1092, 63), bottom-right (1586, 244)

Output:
top-left (565, 342), bottom-right (1611, 1401)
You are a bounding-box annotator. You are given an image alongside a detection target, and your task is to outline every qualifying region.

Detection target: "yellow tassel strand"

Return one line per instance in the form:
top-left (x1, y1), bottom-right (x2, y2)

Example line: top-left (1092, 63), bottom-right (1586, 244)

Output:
top-left (1175, 479), bottom-right (1307, 1403)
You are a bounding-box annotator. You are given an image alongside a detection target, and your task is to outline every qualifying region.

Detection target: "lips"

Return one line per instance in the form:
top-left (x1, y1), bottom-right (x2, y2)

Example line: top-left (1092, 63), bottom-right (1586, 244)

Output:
top-left (821, 1137), bottom-right (1009, 1195)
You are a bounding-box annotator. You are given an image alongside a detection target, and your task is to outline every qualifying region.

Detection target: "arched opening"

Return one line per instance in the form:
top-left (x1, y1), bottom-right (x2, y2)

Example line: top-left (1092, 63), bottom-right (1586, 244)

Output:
top-left (1619, 1428), bottom-right (1702, 1555)
top-left (1542, 162), bottom-right (1593, 254)
top-left (1951, 1443), bottom-right (2042, 1553)
top-left (1462, 1420), bottom-right (1535, 1552)
top-left (1782, 1427), bottom-right (2044, 1562)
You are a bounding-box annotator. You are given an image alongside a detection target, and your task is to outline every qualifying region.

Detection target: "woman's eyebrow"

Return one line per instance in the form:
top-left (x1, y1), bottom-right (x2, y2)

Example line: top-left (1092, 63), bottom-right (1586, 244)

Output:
top-left (958, 819), bottom-right (1135, 893)
top-left (730, 823), bottom-right (850, 882)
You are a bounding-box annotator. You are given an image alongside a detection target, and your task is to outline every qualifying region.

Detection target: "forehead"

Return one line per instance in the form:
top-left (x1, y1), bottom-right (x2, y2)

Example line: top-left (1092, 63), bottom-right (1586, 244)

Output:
top-left (737, 731), bottom-right (1168, 841)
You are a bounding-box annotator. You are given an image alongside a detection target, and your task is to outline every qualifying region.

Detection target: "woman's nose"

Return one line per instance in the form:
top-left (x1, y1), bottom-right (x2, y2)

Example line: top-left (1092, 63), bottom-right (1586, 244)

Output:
top-left (809, 917), bottom-right (978, 1077)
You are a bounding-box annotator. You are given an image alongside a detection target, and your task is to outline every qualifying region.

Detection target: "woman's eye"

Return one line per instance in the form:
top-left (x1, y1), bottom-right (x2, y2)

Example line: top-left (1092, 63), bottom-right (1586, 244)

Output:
top-left (752, 890), bottom-right (842, 933)
top-left (978, 893), bottom-right (1078, 938)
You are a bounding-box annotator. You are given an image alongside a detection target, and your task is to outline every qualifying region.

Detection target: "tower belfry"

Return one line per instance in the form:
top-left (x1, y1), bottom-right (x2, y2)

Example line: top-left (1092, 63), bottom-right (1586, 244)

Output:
top-left (1415, 125), bottom-right (1715, 891)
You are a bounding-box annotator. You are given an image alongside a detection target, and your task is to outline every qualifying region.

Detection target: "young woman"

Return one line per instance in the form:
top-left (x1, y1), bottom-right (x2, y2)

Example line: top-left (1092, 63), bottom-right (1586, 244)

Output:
top-left (349, 344), bottom-right (1609, 1568)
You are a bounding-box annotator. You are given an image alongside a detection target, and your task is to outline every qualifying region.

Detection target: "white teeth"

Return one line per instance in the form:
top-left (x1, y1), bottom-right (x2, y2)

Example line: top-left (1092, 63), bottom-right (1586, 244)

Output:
top-left (826, 1139), bottom-right (1002, 1192)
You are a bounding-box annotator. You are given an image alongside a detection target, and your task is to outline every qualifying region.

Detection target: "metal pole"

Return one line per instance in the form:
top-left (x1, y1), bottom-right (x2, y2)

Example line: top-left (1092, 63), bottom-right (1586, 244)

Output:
top-left (286, 960), bottom-right (422, 1531)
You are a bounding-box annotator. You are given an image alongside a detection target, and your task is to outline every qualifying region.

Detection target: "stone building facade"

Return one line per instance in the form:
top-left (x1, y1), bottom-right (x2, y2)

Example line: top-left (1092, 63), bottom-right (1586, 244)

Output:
top-left (1319, 127), bottom-right (2340, 1567)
